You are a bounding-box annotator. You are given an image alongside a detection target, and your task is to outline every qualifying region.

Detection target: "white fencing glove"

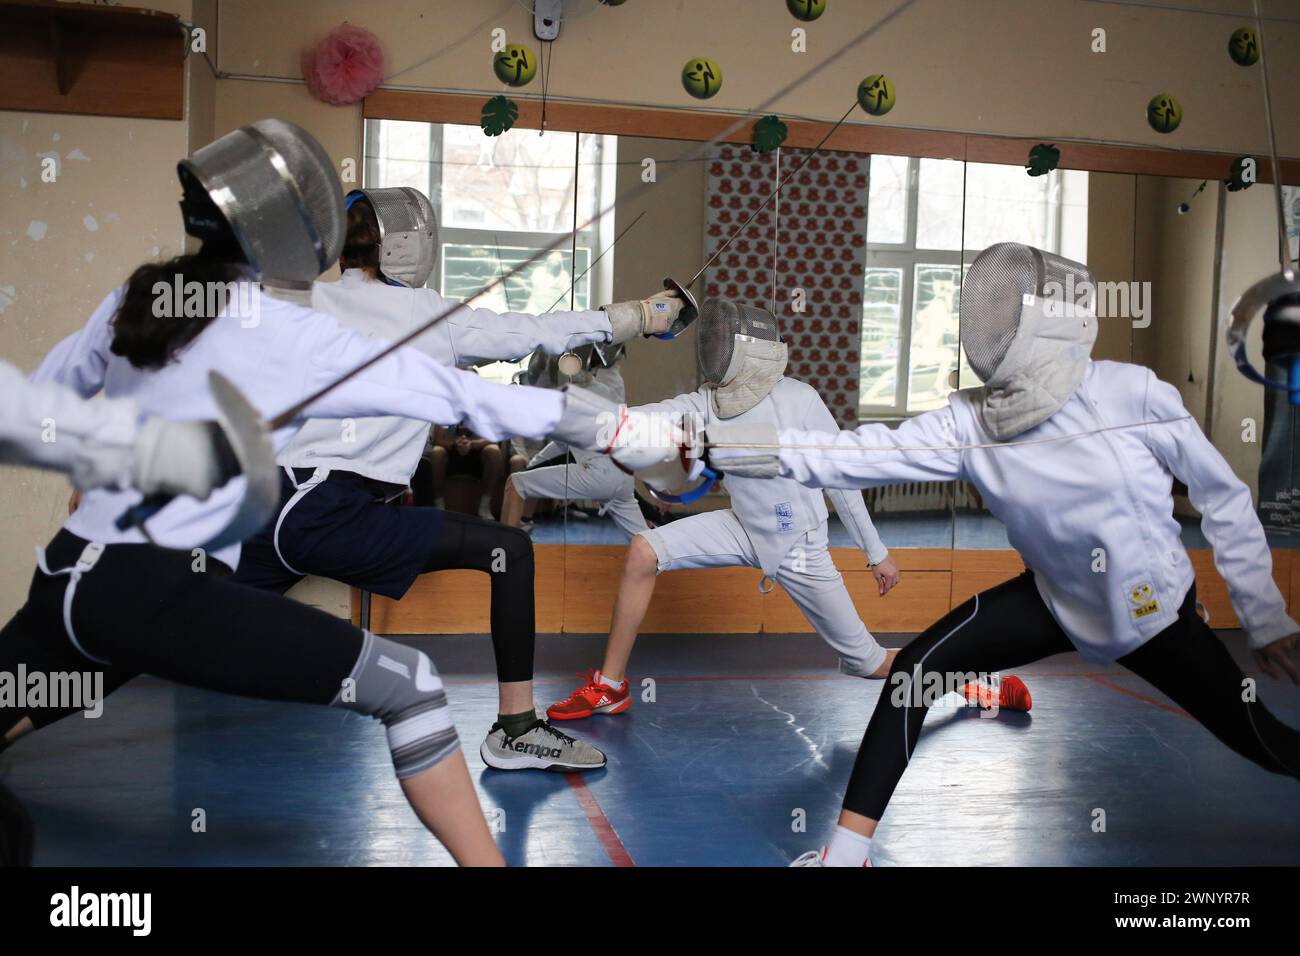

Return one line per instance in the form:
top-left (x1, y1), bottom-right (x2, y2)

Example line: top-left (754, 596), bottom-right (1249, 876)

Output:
top-left (131, 418), bottom-right (240, 500)
top-left (602, 289), bottom-right (686, 341)
top-left (607, 409), bottom-right (709, 498)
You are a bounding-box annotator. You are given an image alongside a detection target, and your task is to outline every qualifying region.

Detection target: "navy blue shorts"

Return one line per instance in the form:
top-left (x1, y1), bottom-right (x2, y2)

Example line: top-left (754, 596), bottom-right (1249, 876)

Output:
top-left (233, 469), bottom-right (445, 600)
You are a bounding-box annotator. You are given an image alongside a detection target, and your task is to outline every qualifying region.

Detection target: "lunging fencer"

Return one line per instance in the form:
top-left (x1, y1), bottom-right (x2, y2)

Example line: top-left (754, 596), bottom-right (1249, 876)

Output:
top-left (548, 297), bottom-right (912, 721)
top-left (695, 243), bottom-right (1300, 866)
top-left (229, 185), bottom-right (688, 772)
top-left (3, 120), bottom-right (625, 864)
top-left (0, 359), bottom-right (264, 868)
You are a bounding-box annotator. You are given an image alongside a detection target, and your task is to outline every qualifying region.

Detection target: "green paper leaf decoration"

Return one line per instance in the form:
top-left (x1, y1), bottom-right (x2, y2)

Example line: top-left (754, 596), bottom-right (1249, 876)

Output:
top-left (1225, 155), bottom-right (1256, 192)
top-left (752, 115), bottom-right (788, 153)
top-left (1027, 142), bottom-right (1060, 177)
top-left (481, 95), bottom-right (519, 137)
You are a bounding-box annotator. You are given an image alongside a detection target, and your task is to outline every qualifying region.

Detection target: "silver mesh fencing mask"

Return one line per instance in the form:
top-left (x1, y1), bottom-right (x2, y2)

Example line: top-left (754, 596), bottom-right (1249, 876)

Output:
top-left (179, 119), bottom-right (344, 287)
top-left (696, 298), bottom-right (788, 418)
top-left (961, 243), bottom-right (1098, 439)
top-left (697, 298), bottom-right (782, 385)
top-left (347, 187), bottom-right (439, 288)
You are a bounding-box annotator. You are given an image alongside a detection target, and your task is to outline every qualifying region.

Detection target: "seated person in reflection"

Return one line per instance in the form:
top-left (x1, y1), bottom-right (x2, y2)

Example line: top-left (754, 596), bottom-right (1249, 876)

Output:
top-left (430, 424), bottom-right (504, 520)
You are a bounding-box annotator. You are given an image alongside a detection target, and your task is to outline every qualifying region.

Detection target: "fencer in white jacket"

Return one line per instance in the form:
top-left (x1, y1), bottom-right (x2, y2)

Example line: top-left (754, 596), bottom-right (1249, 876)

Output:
top-left (706, 244), bottom-right (1300, 867)
top-left (547, 297), bottom-right (904, 723)
top-left (232, 187), bottom-right (690, 773)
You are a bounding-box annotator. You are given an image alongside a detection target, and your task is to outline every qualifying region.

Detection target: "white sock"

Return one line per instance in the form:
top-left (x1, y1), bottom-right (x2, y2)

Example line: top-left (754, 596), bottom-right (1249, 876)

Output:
top-left (822, 825), bottom-right (872, 867)
top-left (595, 670), bottom-right (624, 689)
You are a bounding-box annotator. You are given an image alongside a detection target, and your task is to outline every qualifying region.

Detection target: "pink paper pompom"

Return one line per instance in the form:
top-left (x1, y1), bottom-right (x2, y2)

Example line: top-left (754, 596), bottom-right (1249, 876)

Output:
top-left (303, 24), bottom-right (385, 106)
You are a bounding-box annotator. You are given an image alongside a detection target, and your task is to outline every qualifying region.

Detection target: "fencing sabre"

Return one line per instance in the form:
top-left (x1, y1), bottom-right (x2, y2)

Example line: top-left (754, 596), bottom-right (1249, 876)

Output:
top-left (114, 0), bottom-right (921, 539)
top-left (1224, 0), bottom-right (1300, 396)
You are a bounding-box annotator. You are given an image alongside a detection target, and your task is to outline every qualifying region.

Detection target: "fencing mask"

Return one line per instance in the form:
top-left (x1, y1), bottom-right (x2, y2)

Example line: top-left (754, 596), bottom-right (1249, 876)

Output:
top-left (178, 119), bottom-right (344, 288)
top-left (697, 298), bottom-right (788, 418)
top-left (345, 187), bottom-right (439, 288)
top-left (962, 242), bottom-right (1098, 440)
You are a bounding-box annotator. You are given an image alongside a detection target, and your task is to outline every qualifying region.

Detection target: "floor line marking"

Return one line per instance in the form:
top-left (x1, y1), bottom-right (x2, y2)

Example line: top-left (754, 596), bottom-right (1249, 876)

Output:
top-left (1087, 675), bottom-right (1192, 720)
top-left (565, 773), bottom-right (635, 868)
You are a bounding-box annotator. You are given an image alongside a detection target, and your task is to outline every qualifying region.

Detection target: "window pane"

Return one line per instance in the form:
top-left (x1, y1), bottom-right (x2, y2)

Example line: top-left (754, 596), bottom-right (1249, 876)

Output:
top-left (915, 159), bottom-right (964, 251)
top-left (961, 162), bottom-right (1055, 250)
top-left (368, 119), bottom-right (433, 192)
top-left (867, 155), bottom-right (909, 245)
top-left (907, 263), bottom-right (962, 411)
top-left (439, 125), bottom-right (594, 233)
top-left (440, 245), bottom-right (591, 314)
top-left (859, 267), bottom-right (903, 408)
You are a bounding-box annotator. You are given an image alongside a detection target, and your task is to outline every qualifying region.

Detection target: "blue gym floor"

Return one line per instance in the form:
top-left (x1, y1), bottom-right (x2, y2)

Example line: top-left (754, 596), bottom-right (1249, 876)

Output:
top-left (6, 631), bottom-right (1297, 866)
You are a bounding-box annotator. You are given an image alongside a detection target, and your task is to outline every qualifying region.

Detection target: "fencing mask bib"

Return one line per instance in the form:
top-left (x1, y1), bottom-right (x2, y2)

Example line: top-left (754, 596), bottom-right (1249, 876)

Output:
top-left (178, 119), bottom-right (345, 289)
top-left (345, 187), bottom-right (439, 288)
top-left (962, 242), bottom-right (1098, 440)
top-left (696, 298), bottom-right (788, 418)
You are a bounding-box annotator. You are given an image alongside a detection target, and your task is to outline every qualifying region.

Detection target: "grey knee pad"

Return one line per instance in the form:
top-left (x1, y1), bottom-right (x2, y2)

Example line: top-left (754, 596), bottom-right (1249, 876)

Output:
top-left (331, 631), bottom-right (460, 779)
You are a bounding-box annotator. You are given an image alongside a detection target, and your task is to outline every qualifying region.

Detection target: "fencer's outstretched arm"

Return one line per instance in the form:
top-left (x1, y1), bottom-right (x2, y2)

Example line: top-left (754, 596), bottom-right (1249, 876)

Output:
top-left (1, 359), bottom-right (236, 499)
top-left (409, 289), bottom-right (616, 368)
top-left (292, 312), bottom-right (609, 449)
top-left (34, 291), bottom-right (613, 453)
top-left (1137, 371), bottom-right (1298, 649)
top-left (794, 385), bottom-right (890, 564)
top-left (1, 358), bottom-right (139, 487)
top-left (709, 405), bottom-right (963, 489)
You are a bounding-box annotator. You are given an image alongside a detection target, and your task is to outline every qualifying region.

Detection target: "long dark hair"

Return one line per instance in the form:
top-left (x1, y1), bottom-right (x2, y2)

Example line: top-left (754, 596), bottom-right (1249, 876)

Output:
top-left (339, 198), bottom-right (381, 277)
top-left (109, 241), bottom-right (247, 370)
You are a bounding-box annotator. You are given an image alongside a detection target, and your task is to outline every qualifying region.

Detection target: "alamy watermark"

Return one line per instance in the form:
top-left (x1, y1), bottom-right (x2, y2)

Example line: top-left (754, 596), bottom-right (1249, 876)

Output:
top-left (1043, 273), bottom-right (1152, 329)
top-left (0, 665), bottom-right (104, 718)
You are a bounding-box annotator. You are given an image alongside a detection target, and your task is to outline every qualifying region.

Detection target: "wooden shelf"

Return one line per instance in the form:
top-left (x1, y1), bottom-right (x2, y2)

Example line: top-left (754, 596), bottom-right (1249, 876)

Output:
top-left (0, 0), bottom-right (184, 120)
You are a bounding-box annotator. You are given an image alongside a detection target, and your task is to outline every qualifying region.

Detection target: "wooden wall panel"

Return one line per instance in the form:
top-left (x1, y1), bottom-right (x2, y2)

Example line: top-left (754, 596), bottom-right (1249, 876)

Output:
top-left (828, 547), bottom-right (953, 571)
top-left (0, 2), bottom-right (184, 119)
top-left (1188, 549), bottom-right (1290, 629)
top-left (356, 544), bottom-right (564, 634)
top-left (763, 570), bottom-right (952, 634)
top-left (352, 546), bottom-right (1291, 635)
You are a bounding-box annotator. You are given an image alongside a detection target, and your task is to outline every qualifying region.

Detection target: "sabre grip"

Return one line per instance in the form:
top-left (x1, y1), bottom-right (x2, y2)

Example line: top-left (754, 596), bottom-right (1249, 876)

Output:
top-left (114, 493), bottom-right (172, 532)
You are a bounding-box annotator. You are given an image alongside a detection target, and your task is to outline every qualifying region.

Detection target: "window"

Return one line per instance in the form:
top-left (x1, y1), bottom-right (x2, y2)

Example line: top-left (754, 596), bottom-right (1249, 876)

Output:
top-left (363, 119), bottom-right (616, 384)
top-left (860, 156), bottom-right (1089, 417)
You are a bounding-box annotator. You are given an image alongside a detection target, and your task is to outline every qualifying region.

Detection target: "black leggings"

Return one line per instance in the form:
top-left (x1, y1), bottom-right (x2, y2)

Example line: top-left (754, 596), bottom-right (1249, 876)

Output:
top-left (3, 531), bottom-right (363, 735)
top-left (418, 511), bottom-right (536, 684)
top-left (843, 572), bottom-right (1300, 820)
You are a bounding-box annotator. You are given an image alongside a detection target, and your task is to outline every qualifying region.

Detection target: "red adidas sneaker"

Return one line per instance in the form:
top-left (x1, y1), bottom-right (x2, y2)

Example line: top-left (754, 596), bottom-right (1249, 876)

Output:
top-left (547, 671), bottom-right (632, 721)
top-left (963, 675), bottom-right (1032, 712)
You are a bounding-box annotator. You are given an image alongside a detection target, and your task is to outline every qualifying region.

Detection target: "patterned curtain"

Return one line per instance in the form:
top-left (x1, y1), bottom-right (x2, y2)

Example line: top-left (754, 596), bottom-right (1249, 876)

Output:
top-left (703, 145), bottom-right (868, 425)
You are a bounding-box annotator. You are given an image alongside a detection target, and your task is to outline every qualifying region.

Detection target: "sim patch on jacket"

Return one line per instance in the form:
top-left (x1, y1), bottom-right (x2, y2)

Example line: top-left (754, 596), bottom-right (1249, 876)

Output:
top-left (1125, 580), bottom-right (1160, 621)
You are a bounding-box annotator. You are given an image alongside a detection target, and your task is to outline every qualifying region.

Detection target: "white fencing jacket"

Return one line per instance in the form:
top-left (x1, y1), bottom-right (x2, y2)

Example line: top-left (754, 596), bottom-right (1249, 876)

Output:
top-left (277, 269), bottom-right (614, 484)
top-left (641, 377), bottom-right (889, 576)
top-left (32, 284), bottom-right (568, 570)
top-left (768, 360), bottom-right (1296, 660)
top-left (0, 358), bottom-right (139, 490)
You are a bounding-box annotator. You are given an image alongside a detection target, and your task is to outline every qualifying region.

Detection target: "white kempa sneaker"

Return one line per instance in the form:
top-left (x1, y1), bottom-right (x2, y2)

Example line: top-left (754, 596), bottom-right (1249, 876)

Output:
top-left (790, 850), bottom-right (826, 867)
top-left (480, 719), bottom-right (607, 772)
top-left (789, 848), bottom-right (871, 867)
